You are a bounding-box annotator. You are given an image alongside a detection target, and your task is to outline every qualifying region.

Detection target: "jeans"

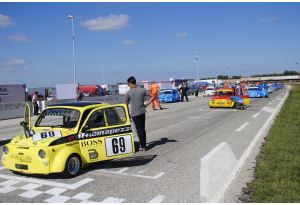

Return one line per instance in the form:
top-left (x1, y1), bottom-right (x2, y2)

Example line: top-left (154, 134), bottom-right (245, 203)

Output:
top-left (132, 114), bottom-right (146, 148)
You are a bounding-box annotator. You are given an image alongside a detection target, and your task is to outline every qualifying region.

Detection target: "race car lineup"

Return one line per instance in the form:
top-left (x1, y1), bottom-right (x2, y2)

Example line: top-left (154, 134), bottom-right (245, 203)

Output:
top-left (1, 80), bottom-right (284, 177)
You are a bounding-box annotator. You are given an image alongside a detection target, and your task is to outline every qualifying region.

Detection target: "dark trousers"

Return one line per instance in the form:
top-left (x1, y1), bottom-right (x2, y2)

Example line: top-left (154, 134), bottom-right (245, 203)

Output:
top-left (181, 92), bottom-right (189, 102)
top-left (132, 114), bottom-right (146, 148)
top-left (33, 102), bottom-right (39, 115)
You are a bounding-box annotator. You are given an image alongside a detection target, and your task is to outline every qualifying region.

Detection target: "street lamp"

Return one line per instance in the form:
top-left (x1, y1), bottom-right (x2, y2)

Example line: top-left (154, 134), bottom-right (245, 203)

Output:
top-left (100, 64), bottom-right (105, 85)
top-left (67, 15), bottom-right (76, 83)
top-left (194, 48), bottom-right (199, 81)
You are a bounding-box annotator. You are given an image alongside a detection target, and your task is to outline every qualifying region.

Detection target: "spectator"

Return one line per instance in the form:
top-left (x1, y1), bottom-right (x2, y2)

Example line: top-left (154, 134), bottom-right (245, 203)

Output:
top-left (179, 82), bottom-right (189, 102)
top-left (76, 87), bottom-right (84, 101)
top-left (32, 91), bottom-right (39, 115)
top-left (150, 81), bottom-right (163, 111)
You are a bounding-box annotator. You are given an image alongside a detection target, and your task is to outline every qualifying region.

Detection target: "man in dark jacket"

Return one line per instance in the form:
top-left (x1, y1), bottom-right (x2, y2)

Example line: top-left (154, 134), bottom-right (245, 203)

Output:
top-left (179, 82), bottom-right (189, 102)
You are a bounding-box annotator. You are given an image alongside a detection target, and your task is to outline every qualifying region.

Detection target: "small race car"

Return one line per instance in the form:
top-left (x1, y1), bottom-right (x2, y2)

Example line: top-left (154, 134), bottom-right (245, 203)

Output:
top-left (158, 89), bottom-right (180, 103)
top-left (268, 84), bottom-right (274, 93)
top-left (248, 86), bottom-right (268, 98)
top-left (209, 88), bottom-right (251, 109)
top-left (204, 86), bottom-right (215, 97)
top-left (2, 102), bottom-right (134, 177)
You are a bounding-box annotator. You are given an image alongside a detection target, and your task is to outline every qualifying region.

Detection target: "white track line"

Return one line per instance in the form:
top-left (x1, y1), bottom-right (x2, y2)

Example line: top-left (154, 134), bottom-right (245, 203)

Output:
top-left (148, 195), bottom-right (165, 203)
top-left (117, 168), bottom-right (129, 173)
top-left (235, 122), bottom-right (250, 132)
top-left (262, 106), bottom-right (274, 114)
top-left (0, 174), bottom-right (93, 190)
top-left (252, 112), bottom-right (260, 118)
top-left (95, 169), bottom-right (165, 180)
top-left (100, 197), bottom-right (125, 203)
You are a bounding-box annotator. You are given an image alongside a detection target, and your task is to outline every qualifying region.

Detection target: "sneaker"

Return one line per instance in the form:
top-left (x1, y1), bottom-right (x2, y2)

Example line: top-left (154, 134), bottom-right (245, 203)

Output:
top-left (139, 147), bottom-right (147, 151)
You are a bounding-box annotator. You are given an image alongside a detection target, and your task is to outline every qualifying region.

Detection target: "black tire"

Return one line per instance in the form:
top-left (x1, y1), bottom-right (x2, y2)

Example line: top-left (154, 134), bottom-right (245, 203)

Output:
top-left (63, 154), bottom-right (81, 178)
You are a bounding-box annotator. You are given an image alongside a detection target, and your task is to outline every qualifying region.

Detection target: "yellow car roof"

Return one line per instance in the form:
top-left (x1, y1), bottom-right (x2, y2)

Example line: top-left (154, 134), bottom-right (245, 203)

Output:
top-left (48, 101), bottom-right (109, 110)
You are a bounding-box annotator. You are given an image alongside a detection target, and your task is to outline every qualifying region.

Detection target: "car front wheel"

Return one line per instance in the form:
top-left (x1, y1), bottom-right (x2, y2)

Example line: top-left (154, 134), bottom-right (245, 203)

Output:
top-left (63, 154), bottom-right (81, 178)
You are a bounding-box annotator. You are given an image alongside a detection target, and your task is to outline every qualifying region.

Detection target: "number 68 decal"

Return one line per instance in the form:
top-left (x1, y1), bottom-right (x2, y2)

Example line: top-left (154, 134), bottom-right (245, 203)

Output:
top-left (32, 130), bottom-right (62, 143)
top-left (105, 135), bottom-right (133, 157)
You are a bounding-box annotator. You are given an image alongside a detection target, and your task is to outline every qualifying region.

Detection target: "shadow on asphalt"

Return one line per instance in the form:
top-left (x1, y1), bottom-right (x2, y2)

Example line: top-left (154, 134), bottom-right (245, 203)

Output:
top-left (146, 137), bottom-right (178, 151)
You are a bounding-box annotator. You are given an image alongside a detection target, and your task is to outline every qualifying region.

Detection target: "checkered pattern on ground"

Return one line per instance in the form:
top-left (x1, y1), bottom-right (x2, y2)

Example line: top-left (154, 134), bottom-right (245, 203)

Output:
top-left (0, 179), bottom-right (124, 203)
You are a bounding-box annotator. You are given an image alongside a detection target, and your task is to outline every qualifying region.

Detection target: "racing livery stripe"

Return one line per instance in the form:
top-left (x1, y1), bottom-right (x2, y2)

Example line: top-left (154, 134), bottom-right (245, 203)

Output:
top-left (49, 125), bottom-right (132, 146)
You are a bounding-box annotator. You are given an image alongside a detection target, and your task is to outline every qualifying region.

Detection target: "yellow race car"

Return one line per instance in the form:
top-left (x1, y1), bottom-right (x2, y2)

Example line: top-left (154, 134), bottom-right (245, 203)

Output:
top-left (209, 88), bottom-right (251, 109)
top-left (2, 102), bottom-right (134, 177)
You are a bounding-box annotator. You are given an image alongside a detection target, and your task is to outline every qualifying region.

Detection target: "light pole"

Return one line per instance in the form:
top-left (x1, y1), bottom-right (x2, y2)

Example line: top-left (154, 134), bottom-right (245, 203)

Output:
top-left (226, 61), bottom-right (230, 85)
top-left (100, 64), bottom-right (105, 85)
top-left (194, 48), bottom-right (199, 81)
top-left (67, 15), bottom-right (76, 83)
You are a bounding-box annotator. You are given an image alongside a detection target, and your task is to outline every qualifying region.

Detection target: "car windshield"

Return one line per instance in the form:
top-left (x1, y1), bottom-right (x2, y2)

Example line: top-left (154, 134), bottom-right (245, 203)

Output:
top-left (216, 91), bottom-right (233, 96)
top-left (35, 108), bottom-right (80, 128)
top-left (206, 88), bottom-right (214, 91)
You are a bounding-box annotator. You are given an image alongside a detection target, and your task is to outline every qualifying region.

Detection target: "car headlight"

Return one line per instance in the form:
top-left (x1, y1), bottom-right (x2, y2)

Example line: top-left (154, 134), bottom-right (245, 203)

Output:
top-left (38, 149), bottom-right (46, 158)
top-left (2, 146), bottom-right (9, 154)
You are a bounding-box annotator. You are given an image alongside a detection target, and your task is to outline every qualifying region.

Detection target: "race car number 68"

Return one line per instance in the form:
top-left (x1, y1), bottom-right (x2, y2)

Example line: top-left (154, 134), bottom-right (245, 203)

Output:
top-left (32, 130), bottom-right (62, 143)
top-left (105, 135), bottom-right (132, 157)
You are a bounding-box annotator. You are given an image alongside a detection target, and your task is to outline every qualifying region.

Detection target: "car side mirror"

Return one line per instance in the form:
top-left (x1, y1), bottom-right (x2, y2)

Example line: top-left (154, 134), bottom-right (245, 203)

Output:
top-left (82, 125), bottom-right (90, 132)
top-left (20, 121), bottom-right (28, 127)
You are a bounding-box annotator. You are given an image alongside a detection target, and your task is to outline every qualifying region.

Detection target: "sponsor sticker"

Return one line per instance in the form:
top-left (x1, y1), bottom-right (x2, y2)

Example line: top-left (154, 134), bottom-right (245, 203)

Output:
top-left (32, 130), bottom-right (62, 143)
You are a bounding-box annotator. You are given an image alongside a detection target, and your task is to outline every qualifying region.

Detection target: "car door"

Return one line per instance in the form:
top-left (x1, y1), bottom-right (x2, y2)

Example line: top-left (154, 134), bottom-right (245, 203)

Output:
top-left (78, 104), bottom-right (134, 163)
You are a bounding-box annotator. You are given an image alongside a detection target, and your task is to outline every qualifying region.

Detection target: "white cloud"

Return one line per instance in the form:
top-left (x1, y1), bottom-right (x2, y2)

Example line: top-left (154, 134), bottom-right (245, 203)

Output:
top-left (123, 39), bottom-right (135, 45)
top-left (0, 14), bottom-right (12, 27)
top-left (7, 34), bottom-right (31, 42)
top-left (81, 14), bottom-right (129, 31)
top-left (173, 32), bottom-right (188, 38)
top-left (0, 58), bottom-right (27, 71)
top-left (259, 17), bottom-right (278, 22)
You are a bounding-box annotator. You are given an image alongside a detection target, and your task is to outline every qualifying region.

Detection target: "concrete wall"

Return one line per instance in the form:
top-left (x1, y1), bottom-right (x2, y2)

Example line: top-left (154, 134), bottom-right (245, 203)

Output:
top-left (0, 102), bottom-right (26, 120)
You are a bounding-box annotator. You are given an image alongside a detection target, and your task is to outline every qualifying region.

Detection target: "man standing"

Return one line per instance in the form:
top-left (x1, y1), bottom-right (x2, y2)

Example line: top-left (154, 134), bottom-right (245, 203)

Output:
top-left (125, 76), bottom-right (155, 151)
top-left (32, 91), bottom-right (39, 115)
top-left (76, 87), bottom-right (84, 101)
top-left (179, 82), bottom-right (189, 102)
top-left (150, 81), bottom-right (163, 111)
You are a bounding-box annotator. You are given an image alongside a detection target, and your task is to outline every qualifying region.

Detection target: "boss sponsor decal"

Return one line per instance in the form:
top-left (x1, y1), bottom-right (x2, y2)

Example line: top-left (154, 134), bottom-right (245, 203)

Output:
top-left (77, 126), bottom-right (132, 139)
top-left (80, 138), bottom-right (102, 148)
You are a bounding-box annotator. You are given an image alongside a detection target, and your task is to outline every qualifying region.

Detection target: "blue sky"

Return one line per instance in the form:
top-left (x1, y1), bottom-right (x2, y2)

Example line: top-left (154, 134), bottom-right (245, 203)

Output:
top-left (0, 2), bottom-right (299, 88)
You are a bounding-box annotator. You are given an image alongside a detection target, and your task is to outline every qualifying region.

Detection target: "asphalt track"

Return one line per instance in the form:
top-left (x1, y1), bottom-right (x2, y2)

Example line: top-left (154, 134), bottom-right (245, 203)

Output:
top-left (0, 88), bottom-right (287, 203)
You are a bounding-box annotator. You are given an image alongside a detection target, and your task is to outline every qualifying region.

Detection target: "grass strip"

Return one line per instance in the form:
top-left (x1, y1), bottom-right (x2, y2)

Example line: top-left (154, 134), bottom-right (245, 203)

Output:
top-left (243, 84), bottom-right (300, 202)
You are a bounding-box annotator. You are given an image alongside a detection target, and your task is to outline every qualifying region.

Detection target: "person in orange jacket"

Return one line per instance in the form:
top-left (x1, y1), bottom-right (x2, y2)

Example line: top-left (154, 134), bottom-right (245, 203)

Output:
top-left (150, 81), bottom-right (163, 111)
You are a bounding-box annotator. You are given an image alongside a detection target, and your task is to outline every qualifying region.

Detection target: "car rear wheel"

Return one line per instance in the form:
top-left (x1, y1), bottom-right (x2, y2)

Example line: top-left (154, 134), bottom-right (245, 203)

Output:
top-left (63, 154), bottom-right (81, 178)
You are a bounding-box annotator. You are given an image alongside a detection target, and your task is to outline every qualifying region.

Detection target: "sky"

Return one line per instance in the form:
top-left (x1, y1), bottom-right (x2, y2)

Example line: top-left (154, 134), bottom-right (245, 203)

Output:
top-left (0, 2), bottom-right (300, 88)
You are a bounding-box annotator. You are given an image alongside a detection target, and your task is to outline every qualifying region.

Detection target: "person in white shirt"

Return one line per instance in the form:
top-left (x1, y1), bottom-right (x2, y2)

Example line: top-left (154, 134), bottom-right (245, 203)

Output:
top-left (32, 91), bottom-right (39, 115)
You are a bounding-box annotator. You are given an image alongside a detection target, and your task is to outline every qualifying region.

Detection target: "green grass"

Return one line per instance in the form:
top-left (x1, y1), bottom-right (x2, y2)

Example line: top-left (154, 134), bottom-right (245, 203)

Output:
top-left (246, 84), bottom-right (300, 202)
